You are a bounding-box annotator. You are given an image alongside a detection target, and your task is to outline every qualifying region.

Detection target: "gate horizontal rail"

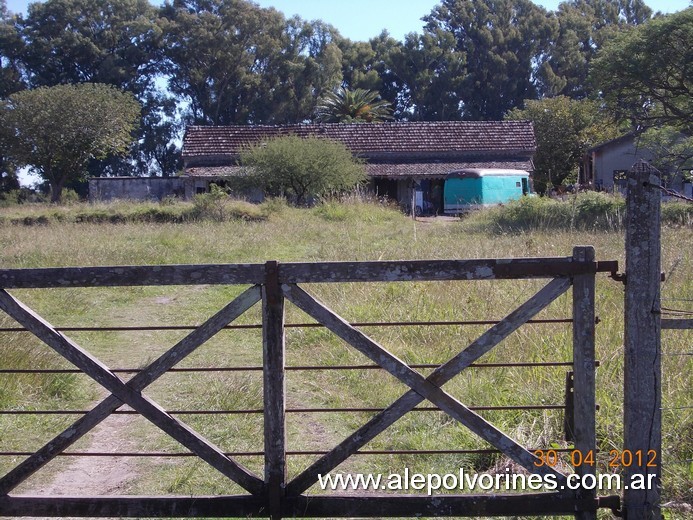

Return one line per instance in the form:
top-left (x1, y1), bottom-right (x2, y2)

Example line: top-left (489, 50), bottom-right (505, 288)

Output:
top-left (0, 257), bottom-right (618, 288)
top-left (0, 250), bottom-right (620, 518)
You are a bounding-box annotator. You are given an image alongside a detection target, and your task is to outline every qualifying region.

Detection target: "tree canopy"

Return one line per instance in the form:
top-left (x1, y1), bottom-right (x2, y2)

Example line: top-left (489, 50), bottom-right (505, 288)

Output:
top-left (590, 7), bottom-right (692, 135)
top-left (423, 0), bottom-right (557, 120)
top-left (506, 96), bottom-right (621, 193)
top-left (0, 0), bottom-right (682, 189)
top-left (3, 83), bottom-right (140, 202)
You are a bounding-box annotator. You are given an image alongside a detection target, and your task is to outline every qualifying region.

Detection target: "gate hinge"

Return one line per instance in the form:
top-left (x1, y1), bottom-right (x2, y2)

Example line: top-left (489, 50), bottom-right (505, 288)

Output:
top-left (610, 272), bottom-right (626, 284)
top-left (610, 271), bottom-right (666, 284)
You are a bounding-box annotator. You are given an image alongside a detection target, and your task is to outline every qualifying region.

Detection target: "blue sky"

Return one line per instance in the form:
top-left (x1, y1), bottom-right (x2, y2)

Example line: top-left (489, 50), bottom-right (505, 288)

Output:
top-left (6, 0), bottom-right (691, 42)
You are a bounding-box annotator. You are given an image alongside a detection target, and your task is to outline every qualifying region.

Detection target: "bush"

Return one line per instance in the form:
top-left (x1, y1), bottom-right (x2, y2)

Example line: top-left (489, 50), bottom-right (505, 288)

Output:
top-left (240, 135), bottom-right (366, 205)
top-left (188, 185), bottom-right (265, 222)
top-left (662, 201), bottom-right (693, 226)
top-left (464, 192), bottom-right (631, 232)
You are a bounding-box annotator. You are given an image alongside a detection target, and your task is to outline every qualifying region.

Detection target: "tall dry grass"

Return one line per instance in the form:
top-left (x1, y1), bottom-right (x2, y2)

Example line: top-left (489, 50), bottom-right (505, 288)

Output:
top-left (0, 199), bottom-right (690, 517)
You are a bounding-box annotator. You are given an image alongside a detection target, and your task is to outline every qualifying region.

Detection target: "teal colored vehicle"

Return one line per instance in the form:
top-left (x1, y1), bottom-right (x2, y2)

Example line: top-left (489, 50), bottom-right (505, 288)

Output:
top-left (443, 169), bottom-right (531, 214)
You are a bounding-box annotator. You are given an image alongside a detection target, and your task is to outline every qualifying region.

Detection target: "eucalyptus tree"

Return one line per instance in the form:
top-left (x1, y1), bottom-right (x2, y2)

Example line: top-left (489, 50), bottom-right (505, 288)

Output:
top-left (386, 29), bottom-right (466, 120)
top-left (0, 0), bottom-right (24, 98)
top-left (17, 0), bottom-right (162, 94)
top-left (337, 32), bottom-right (403, 116)
top-left (423, 0), bottom-right (557, 120)
top-left (160, 0), bottom-right (343, 125)
top-left (538, 0), bottom-right (653, 98)
top-left (14, 0), bottom-right (176, 178)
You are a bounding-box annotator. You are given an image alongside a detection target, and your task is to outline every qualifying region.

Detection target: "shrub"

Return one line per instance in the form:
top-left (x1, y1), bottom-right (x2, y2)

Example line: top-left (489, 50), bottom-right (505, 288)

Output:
top-left (464, 192), bottom-right (637, 232)
top-left (240, 135), bottom-right (366, 205)
top-left (662, 201), bottom-right (693, 226)
top-left (188, 185), bottom-right (265, 222)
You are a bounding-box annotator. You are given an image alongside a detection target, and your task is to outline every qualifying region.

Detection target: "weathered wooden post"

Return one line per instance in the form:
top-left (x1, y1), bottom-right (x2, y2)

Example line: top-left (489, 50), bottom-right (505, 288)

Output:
top-left (623, 161), bottom-right (662, 519)
top-left (572, 246), bottom-right (597, 520)
top-left (263, 261), bottom-right (286, 520)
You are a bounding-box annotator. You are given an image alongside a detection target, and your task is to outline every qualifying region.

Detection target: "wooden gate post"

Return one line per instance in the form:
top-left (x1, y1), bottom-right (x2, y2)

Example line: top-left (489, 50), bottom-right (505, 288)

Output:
top-left (572, 246), bottom-right (597, 520)
top-left (263, 261), bottom-right (286, 520)
top-left (623, 161), bottom-right (662, 519)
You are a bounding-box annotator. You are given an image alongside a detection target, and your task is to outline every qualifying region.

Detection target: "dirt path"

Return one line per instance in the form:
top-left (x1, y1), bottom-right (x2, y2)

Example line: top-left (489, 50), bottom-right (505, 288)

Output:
top-left (16, 415), bottom-right (137, 496)
top-left (13, 413), bottom-right (140, 519)
top-left (25, 414), bottom-right (139, 496)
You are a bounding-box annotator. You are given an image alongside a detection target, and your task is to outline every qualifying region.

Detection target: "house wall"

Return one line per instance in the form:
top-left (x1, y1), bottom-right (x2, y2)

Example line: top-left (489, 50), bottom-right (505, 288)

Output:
top-left (591, 140), bottom-right (655, 192)
top-left (89, 177), bottom-right (185, 201)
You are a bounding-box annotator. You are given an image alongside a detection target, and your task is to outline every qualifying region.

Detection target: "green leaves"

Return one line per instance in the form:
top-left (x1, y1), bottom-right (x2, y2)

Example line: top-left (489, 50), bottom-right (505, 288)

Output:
top-left (506, 96), bottom-right (621, 193)
top-left (160, 0), bottom-right (343, 125)
top-left (3, 83), bottom-right (140, 202)
top-left (240, 135), bottom-right (366, 205)
top-left (315, 87), bottom-right (393, 123)
top-left (590, 8), bottom-right (693, 135)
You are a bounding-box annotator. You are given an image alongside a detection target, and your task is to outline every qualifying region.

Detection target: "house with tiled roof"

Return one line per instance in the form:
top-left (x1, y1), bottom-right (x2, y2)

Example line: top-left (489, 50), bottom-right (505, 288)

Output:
top-left (88, 121), bottom-right (536, 208)
top-left (181, 121), bottom-right (536, 211)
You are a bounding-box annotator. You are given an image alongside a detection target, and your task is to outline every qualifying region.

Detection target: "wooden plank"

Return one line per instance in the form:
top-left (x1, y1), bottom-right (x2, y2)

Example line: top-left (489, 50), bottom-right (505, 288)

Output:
top-left (623, 161), bottom-right (662, 519)
top-left (278, 257), bottom-right (608, 283)
top-left (571, 246), bottom-right (597, 520)
top-left (262, 262), bottom-right (286, 520)
top-left (287, 278), bottom-right (570, 495)
top-left (0, 258), bottom-right (617, 289)
top-left (0, 264), bottom-right (265, 288)
top-left (284, 493), bottom-right (600, 518)
top-left (283, 282), bottom-right (568, 496)
top-left (0, 495), bottom-right (264, 517)
top-left (0, 493), bottom-right (611, 518)
top-left (0, 287), bottom-right (264, 496)
top-left (661, 318), bottom-right (693, 329)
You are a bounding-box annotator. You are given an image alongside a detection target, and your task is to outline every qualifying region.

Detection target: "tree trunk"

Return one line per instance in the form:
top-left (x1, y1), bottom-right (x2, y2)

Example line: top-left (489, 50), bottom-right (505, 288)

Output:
top-left (50, 178), bottom-right (65, 204)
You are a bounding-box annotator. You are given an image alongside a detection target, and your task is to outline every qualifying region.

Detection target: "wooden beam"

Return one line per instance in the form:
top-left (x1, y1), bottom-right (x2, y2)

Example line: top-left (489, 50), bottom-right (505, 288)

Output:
top-left (0, 264), bottom-right (265, 288)
top-left (623, 161), bottom-right (662, 519)
top-left (572, 246), bottom-right (597, 520)
top-left (0, 493), bottom-right (613, 518)
top-left (0, 287), bottom-right (264, 496)
top-left (283, 281), bottom-right (569, 496)
top-left (0, 495), bottom-right (264, 517)
top-left (661, 318), bottom-right (693, 330)
top-left (278, 258), bottom-right (612, 284)
top-left (284, 493), bottom-right (600, 518)
top-left (0, 258), bottom-right (618, 289)
top-left (262, 262), bottom-right (286, 519)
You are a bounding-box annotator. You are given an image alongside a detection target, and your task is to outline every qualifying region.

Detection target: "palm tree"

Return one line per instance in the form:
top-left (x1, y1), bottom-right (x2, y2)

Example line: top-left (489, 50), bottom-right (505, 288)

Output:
top-left (315, 87), bottom-right (393, 123)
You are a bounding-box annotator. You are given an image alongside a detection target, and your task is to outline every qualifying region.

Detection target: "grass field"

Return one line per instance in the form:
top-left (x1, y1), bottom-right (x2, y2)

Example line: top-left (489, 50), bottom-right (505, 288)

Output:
top-left (0, 198), bottom-right (690, 519)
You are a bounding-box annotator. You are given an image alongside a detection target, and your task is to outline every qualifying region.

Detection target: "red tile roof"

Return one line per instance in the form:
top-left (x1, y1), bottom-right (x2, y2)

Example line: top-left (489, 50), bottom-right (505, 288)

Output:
top-left (183, 121), bottom-right (536, 160)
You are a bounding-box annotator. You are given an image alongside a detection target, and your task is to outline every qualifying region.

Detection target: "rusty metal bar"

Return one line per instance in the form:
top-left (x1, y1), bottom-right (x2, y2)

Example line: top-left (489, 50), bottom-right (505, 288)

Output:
top-left (0, 404), bottom-right (567, 415)
top-left (0, 447), bottom-right (580, 458)
top-left (0, 317), bottom-right (573, 333)
top-left (0, 361), bottom-right (578, 374)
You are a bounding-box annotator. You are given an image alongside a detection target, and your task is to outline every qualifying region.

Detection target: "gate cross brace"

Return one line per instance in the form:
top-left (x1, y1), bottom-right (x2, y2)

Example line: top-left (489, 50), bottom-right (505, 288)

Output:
top-left (283, 278), bottom-right (572, 496)
top-left (0, 286), bottom-right (264, 496)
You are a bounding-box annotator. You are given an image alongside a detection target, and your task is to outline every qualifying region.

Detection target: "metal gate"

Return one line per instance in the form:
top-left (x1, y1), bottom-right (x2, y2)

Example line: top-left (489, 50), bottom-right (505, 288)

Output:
top-left (0, 247), bottom-right (620, 518)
